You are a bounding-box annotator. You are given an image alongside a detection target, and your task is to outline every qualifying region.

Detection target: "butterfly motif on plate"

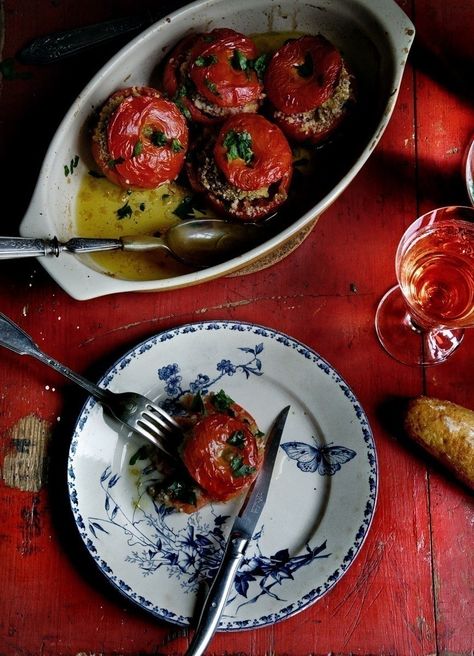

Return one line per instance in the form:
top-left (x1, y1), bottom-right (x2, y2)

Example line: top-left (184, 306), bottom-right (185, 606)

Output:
top-left (281, 437), bottom-right (356, 476)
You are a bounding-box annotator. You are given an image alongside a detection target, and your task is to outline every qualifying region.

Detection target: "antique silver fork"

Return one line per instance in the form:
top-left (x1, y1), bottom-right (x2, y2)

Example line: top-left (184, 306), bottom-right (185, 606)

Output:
top-left (0, 312), bottom-right (181, 457)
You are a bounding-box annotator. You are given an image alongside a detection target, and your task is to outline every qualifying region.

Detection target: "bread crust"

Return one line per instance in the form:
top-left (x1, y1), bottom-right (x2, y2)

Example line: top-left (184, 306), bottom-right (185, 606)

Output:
top-left (404, 396), bottom-right (474, 489)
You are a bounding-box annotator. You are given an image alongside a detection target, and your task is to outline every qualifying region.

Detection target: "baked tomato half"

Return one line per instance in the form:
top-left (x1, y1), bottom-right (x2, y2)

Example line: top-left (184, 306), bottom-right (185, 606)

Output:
top-left (214, 113), bottom-right (293, 191)
top-left (162, 29), bottom-right (264, 123)
top-left (91, 86), bottom-right (188, 189)
top-left (186, 113), bottom-right (293, 221)
top-left (162, 34), bottom-right (220, 125)
top-left (182, 412), bottom-right (261, 502)
top-left (264, 35), bottom-right (342, 114)
top-left (188, 28), bottom-right (263, 108)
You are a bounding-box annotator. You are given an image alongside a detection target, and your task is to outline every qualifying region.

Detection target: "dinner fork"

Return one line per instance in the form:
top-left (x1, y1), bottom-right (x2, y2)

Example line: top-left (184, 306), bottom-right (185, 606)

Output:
top-left (0, 312), bottom-right (181, 457)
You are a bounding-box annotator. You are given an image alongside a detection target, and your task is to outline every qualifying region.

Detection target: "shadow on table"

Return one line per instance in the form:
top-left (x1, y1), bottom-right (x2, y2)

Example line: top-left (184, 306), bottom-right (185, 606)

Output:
top-left (44, 344), bottom-right (189, 652)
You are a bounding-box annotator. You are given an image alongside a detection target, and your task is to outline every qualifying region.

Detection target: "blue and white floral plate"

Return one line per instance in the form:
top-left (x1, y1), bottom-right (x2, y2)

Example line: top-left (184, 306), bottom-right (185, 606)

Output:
top-left (68, 321), bottom-right (378, 629)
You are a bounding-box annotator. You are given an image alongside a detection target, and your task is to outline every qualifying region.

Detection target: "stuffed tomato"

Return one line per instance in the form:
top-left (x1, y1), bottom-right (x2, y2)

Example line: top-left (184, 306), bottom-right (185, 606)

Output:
top-left (264, 35), bottom-right (355, 144)
top-left (147, 390), bottom-right (264, 513)
top-left (163, 28), bottom-right (265, 124)
top-left (186, 113), bottom-right (293, 221)
top-left (91, 86), bottom-right (189, 189)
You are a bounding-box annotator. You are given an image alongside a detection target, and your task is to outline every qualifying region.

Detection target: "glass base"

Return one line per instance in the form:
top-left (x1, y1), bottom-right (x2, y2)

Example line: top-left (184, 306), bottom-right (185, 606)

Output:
top-left (375, 286), bottom-right (464, 366)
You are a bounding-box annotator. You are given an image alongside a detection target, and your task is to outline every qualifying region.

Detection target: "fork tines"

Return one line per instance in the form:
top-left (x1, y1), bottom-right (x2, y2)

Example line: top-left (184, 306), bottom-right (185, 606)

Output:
top-left (137, 403), bottom-right (182, 456)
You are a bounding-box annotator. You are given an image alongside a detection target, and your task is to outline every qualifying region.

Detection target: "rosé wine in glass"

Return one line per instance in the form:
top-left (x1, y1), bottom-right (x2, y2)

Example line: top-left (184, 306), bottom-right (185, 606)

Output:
top-left (375, 206), bottom-right (474, 366)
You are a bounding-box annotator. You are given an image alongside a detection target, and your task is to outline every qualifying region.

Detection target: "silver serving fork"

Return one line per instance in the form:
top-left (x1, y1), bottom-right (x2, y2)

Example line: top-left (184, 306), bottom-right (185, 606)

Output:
top-left (0, 312), bottom-right (181, 457)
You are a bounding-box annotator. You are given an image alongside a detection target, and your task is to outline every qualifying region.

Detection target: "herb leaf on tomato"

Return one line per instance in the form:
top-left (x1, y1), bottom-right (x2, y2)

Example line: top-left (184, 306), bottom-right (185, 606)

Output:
top-left (223, 130), bottom-right (253, 164)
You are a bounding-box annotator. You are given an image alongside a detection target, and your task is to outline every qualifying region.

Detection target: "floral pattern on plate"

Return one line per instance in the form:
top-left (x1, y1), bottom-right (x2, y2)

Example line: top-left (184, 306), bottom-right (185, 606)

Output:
top-left (68, 321), bottom-right (377, 629)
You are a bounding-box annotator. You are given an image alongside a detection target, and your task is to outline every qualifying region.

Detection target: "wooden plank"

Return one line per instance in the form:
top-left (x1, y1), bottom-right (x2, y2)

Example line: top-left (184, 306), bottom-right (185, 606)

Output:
top-left (0, 0), bottom-right (472, 654)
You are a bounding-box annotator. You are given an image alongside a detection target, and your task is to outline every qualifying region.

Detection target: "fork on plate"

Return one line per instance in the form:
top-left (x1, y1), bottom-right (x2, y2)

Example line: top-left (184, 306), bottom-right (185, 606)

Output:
top-left (0, 312), bottom-right (181, 457)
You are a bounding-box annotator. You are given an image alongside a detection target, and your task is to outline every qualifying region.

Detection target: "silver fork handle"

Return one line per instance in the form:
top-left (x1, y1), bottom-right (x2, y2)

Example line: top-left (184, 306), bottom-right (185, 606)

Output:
top-left (0, 312), bottom-right (111, 405)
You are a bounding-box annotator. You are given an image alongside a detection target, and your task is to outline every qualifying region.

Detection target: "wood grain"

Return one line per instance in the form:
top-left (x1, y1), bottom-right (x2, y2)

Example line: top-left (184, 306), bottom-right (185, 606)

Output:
top-left (0, 0), bottom-right (472, 654)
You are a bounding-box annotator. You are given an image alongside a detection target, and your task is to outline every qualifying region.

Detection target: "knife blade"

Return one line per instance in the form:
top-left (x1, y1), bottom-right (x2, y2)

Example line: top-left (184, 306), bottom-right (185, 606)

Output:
top-left (185, 404), bottom-right (291, 656)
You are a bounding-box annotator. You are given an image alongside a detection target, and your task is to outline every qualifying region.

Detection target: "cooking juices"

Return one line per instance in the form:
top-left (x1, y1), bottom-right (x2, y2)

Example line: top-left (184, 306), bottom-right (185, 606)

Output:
top-left (76, 31), bottom-right (371, 281)
top-left (398, 218), bottom-right (474, 329)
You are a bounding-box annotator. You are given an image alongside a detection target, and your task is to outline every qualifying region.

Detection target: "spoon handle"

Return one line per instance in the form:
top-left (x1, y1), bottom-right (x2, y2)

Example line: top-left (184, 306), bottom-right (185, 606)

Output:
top-left (0, 237), bottom-right (60, 258)
top-left (0, 236), bottom-right (123, 259)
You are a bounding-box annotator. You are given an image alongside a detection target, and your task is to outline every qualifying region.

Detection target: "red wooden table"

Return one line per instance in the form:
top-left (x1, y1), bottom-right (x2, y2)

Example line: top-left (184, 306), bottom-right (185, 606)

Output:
top-left (0, 1), bottom-right (473, 654)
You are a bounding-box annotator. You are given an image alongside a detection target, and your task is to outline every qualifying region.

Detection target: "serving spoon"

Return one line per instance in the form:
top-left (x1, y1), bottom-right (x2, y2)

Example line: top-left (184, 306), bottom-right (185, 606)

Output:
top-left (0, 219), bottom-right (264, 269)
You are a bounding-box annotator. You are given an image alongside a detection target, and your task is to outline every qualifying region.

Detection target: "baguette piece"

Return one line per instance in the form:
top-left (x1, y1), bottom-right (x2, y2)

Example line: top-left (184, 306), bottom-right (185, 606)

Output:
top-left (404, 396), bottom-right (474, 490)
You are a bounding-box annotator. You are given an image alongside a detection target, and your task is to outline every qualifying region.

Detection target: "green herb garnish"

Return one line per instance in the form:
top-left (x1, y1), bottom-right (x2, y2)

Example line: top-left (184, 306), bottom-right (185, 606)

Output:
top-left (227, 430), bottom-right (246, 449)
top-left (212, 390), bottom-right (235, 411)
top-left (194, 54), bottom-right (218, 67)
top-left (116, 201), bottom-right (133, 219)
top-left (108, 156), bottom-right (125, 169)
top-left (230, 455), bottom-right (256, 477)
top-left (190, 391), bottom-right (206, 414)
top-left (150, 130), bottom-right (167, 147)
top-left (133, 140), bottom-right (143, 157)
top-left (230, 49), bottom-right (248, 71)
top-left (171, 138), bottom-right (184, 153)
top-left (172, 195), bottom-right (206, 220)
top-left (166, 480), bottom-right (197, 505)
top-left (223, 130), bottom-right (253, 164)
top-left (205, 79), bottom-right (220, 96)
top-left (129, 445), bottom-right (150, 466)
top-left (252, 53), bottom-right (269, 80)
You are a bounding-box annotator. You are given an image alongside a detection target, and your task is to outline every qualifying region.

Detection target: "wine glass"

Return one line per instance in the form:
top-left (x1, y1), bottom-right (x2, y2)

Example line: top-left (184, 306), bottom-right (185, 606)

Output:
top-left (375, 205), bottom-right (474, 366)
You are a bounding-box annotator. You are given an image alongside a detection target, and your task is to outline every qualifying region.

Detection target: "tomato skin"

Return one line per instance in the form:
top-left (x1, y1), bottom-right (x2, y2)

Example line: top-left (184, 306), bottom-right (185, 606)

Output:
top-left (264, 35), bottom-right (342, 114)
top-left (182, 413), bottom-right (260, 501)
top-left (214, 113), bottom-right (292, 191)
top-left (92, 87), bottom-right (188, 189)
top-left (188, 28), bottom-right (262, 108)
top-left (162, 35), bottom-right (220, 125)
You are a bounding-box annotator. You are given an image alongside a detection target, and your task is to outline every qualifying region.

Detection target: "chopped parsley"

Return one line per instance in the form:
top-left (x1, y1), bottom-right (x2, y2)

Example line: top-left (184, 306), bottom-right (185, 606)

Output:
top-left (223, 130), bottom-right (253, 164)
top-left (194, 54), bottom-right (218, 67)
top-left (172, 195), bottom-right (206, 220)
top-left (227, 430), bottom-right (246, 449)
top-left (150, 130), bottom-right (167, 146)
top-left (252, 53), bottom-right (269, 80)
top-left (171, 138), bottom-right (184, 153)
top-left (205, 79), bottom-right (220, 96)
top-left (116, 201), bottom-right (133, 219)
top-left (147, 130), bottom-right (183, 153)
top-left (64, 155), bottom-right (80, 177)
top-left (212, 390), bottom-right (235, 412)
top-left (129, 445), bottom-right (150, 466)
top-left (230, 455), bottom-right (256, 477)
top-left (230, 49), bottom-right (248, 72)
top-left (133, 140), bottom-right (143, 157)
top-left (190, 391), bottom-right (206, 414)
top-left (108, 156), bottom-right (125, 169)
top-left (166, 480), bottom-right (197, 506)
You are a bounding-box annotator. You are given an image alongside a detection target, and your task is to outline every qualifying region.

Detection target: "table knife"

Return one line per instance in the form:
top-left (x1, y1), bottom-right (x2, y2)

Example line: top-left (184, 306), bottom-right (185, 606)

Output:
top-left (185, 404), bottom-right (291, 656)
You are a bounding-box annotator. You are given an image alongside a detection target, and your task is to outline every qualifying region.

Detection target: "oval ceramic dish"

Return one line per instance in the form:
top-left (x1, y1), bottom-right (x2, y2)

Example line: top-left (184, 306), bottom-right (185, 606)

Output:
top-left (20, 0), bottom-right (415, 299)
